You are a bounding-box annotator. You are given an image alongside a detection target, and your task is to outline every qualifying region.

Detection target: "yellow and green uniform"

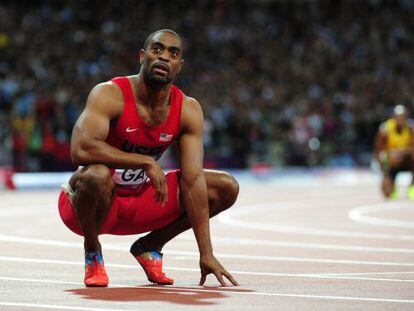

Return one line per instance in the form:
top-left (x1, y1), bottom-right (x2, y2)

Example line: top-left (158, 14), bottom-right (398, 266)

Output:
top-left (380, 118), bottom-right (414, 199)
top-left (381, 118), bottom-right (412, 157)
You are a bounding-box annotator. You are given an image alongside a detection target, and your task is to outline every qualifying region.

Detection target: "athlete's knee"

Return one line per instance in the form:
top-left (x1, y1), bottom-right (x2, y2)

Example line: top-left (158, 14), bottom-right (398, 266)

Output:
top-left (216, 172), bottom-right (239, 209)
top-left (77, 165), bottom-right (115, 196)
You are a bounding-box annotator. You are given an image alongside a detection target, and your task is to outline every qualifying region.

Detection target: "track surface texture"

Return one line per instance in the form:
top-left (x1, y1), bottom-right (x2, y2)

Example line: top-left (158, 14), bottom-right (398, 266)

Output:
top-left (0, 169), bottom-right (413, 311)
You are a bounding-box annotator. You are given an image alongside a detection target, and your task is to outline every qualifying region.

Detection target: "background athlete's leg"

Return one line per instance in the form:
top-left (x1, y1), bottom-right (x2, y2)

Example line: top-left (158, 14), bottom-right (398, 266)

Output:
top-left (135, 169), bottom-right (239, 252)
top-left (405, 154), bottom-right (414, 199)
top-left (382, 175), bottom-right (394, 198)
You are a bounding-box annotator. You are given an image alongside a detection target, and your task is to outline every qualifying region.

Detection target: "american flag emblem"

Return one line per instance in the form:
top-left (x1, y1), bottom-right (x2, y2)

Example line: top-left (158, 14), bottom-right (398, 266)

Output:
top-left (159, 133), bottom-right (173, 142)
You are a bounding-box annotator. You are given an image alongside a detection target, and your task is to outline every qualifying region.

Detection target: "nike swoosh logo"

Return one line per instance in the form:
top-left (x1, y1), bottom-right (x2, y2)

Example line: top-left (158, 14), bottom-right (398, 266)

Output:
top-left (126, 127), bottom-right (139, 133)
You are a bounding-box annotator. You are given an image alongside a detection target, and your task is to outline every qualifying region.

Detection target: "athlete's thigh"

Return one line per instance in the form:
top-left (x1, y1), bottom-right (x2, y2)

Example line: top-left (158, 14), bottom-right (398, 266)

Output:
top-left (401, 153), bottom-right (414, 171)
top-left (68, 164), bottom-right (112, 191)
top-left (109, 170), bottom-right (181, 235)
top-left (174, 169), bottom-right (227, 202)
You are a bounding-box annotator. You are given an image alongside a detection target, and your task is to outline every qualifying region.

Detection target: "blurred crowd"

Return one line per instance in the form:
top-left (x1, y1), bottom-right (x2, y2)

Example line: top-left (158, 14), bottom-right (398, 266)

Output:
top-left (1, 0), bottom-right (414, 171)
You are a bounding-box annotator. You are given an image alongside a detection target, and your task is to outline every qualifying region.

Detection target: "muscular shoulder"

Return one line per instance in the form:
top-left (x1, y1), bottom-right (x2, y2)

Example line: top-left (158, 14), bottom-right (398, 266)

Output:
top-left (86, 81), bottom-right (124, 119)
top-left (379, 118), bottom-right (393, 134)
top-left (379, 121), bottom-right (388, 133)
top-left (180, 95), bottom-right (204, 134)
top-left (182, 95), bottom-right (202, 112)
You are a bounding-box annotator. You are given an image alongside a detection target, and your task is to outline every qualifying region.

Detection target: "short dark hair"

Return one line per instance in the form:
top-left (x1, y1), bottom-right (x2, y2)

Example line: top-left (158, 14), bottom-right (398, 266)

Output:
top-left (143, 29), bottom-right (183, 50)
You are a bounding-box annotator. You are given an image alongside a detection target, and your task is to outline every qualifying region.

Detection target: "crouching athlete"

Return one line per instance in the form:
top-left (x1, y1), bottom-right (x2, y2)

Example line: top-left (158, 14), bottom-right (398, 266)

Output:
top-left (375, 104), bottom-right (414, 199)
top-left (58, 29), bottom-right (239, 287)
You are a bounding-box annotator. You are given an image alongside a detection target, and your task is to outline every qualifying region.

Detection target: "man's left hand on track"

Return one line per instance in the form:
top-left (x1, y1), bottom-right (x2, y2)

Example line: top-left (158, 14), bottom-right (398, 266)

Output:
top-left (199, 254), bottom-right (238, 287)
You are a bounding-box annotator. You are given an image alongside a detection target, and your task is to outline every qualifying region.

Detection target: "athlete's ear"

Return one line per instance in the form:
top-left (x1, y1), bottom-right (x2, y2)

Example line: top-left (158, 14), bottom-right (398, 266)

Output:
top-left (139, 49), bottom-right (146, 65)
top-left (177, 59), bottom-right (184, 74)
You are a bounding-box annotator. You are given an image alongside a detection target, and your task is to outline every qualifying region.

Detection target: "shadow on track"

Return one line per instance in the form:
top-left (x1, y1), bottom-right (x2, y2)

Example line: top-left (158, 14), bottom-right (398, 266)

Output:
top-left (66, 285), bottom-right (253, 305)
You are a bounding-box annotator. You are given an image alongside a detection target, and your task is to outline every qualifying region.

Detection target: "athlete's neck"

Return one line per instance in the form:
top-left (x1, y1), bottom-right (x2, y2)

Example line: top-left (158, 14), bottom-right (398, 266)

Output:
top-left (135, 74), bottom-right (171, 109)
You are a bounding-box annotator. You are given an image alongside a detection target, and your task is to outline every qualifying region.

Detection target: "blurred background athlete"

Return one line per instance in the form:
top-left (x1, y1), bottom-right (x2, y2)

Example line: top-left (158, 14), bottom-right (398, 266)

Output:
top-left (58, 29), bottom-right (239, 287)
top-left (375, 105), bottom-right (414, 199)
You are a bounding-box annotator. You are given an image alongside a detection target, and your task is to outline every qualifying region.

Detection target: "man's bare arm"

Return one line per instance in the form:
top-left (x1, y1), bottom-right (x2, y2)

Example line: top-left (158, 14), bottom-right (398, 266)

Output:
top-left (374, 127), bottom-right (387, 164)
top-left (178, 98), bottom-right (211, 255)
top-left (71, 82), bottom-right (167, 203)
top-left (409, 124), bottom-right (414, 152)
top-left (71, 83), bottom-right (151, 169)
top-left (178, 97), bottom-right (237, 286)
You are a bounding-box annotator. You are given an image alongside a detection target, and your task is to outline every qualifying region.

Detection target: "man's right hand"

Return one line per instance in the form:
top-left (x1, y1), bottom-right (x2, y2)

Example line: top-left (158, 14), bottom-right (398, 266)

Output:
top-left (145, 160), bottom-right (168, 205)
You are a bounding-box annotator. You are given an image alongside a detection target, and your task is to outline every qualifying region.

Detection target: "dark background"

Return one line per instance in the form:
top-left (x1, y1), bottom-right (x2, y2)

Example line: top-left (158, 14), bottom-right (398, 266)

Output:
top-left (1, 0), bottom-right (413, 171)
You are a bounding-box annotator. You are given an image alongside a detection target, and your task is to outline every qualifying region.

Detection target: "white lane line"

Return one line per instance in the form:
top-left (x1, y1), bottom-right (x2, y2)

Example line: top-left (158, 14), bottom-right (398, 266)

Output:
top-left (0, 302), bottom-right (128, 311)
top-left (209, 253), bottom-right (414, 267)
top-left (1, 256), bottom-right (414, 283)
top-left (294, 275), bottom-right (414, 283)
top-left (2, 239), bottom-right (414, 267)
top-left (184, 251), bottom-right (414, 263)
top-left (2, 233), bottom-right (414, 255)
top-left (218, 205), bottom-right (414, 241)
top-left (188, 234), bottom-right (377, 249)
top-left (349, 203), bottom-right (414, 229)
top-left (1, 234), bottom-right (414, 266)
top-left (314, 271), bottom-right (414, 276)
top-left (203, 236), bottom-right (414, 254)
top-left (0, 234), bottom-right (81, 248)
top-left (0, 205), bottom-right (55, 217)
top-left (1, 276), bottom-right (414, 304)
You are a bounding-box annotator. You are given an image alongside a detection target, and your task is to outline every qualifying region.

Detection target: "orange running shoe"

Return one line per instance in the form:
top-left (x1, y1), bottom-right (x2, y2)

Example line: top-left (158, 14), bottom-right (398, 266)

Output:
top-left (84, 251), bottom-right (108, 287)
top-left (130, 241), bottom-right (174, 285)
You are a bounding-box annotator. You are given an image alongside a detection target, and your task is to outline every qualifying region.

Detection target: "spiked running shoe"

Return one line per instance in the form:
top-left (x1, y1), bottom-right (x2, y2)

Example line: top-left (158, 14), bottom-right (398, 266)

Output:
top-left (84, 251), bottom-right (108, 287)
top-left (408, 185), bottom-right (414, 200)
top-left (130, 240), bottom-right (174, 285)
top-left (390, 188), bottom-right (398, 200)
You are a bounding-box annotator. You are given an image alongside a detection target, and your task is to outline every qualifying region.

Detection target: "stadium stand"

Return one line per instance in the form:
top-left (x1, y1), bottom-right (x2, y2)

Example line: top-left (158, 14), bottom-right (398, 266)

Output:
top-left (1, 0), bottom-right (414, 172)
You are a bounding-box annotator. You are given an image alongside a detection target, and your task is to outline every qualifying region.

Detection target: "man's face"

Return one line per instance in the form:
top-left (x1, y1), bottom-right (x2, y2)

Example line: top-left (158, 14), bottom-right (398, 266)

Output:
top-left (395, 114), bottom-right (407, 127)
top-left (140, 32), bottom-right (184, 86)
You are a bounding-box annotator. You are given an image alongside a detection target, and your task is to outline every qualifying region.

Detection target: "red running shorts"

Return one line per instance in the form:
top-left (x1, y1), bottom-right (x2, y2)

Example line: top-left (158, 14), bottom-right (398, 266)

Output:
top-left (58, 170), bottom-right (182, 236)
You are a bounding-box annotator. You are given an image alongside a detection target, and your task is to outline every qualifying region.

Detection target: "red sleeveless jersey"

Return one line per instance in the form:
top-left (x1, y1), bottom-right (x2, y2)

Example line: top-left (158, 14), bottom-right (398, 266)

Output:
top-left (106, 76), bottom-right (183, 193)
